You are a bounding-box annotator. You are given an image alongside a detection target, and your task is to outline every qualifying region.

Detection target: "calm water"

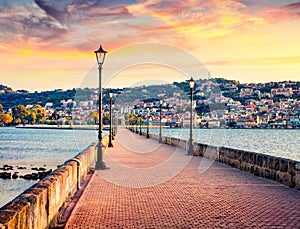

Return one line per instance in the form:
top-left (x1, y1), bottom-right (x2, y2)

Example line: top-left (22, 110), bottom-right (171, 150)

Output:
top-left (148, 128), bottom-right (300, 161)
top-left (1, 127), bottom-right (299, 208)
top-left (0, 127), bottom-right (98, 208)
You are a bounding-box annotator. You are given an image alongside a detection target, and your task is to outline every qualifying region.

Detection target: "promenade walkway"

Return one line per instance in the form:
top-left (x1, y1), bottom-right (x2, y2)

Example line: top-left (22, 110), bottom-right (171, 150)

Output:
top-left (65, 128), bottom-right (300, 228)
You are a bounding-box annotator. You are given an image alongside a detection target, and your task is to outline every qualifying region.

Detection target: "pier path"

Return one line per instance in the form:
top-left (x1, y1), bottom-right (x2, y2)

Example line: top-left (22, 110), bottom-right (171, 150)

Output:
top-left (64, 128), bottom-right (300, 228)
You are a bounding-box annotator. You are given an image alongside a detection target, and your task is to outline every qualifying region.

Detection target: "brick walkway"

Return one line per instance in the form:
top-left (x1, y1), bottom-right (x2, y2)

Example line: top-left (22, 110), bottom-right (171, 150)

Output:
top-left (65, 128), bottom-right (300, 228)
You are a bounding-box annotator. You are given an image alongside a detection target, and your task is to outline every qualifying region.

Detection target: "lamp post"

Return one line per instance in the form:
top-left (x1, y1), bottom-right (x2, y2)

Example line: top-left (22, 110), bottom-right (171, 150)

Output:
top-left (159, 99), bottom-right (163, 143)
top-left (111, 109), bottom-right (114, 140)
top-left (139, 110), bottom-right (142, 135)
top-left (188, 77), bottom-right (195, 155)
top-left (146, 108), bottom-right (150, 138)
top-left (95, 45), bottom-right (107, 169)
top-left (115, 113), bottom-right (118, 135)
top-left (108, 90), bottom-right (113, 147)
top-left (136, 114), bottom-right (138, 133)
top-left (111, 113), bottom-right (115, 140)
top-left (113, 111), bottom-right (117, 138)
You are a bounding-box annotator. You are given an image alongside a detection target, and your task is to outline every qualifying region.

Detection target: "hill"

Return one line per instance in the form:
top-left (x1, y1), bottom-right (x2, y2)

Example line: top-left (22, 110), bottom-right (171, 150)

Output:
top-left (1, 78), bottom-right (300, 110)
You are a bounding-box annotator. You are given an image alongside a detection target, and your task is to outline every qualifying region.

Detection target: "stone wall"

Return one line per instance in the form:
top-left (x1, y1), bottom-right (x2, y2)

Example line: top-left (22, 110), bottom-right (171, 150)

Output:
top-left (0, 136), bottom-right (109, 229)
top-left (128, 128), bottom-right (300, 190)
top-left (218, 146), bottom-right (300, 189)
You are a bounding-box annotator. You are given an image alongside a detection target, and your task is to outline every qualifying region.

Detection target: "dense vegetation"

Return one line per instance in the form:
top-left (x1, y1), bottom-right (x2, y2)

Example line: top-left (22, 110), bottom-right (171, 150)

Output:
top-left (0, 104), bottom-right (46, 126)
top-left (0, 89), bottom-right (76, 110)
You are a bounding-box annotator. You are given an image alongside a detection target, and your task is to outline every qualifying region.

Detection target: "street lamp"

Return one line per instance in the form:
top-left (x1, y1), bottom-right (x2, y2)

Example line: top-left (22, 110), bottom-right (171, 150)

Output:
top-left (115, 112), bottom-right (118, 135)
top-left (188, 77), bottom-right (195, 155)
top-left (113, 111), bottom-right (117, 138)
top-left (159, 99), bottom-right (163, 143)
top-left (136, 114), bottom-right (138, 133)
top-left (108, 90), bottom-right (113, 147)
top-left (146, 108), bottom-right (150, 138)
top-left (111, 111), bottom-right (115, 140)
top-left (139, 110), bottom-right (142, 135)
top-left (111, 108), bottom-right (114, 140)
top-left (95, 44), bottom-right (107, 170)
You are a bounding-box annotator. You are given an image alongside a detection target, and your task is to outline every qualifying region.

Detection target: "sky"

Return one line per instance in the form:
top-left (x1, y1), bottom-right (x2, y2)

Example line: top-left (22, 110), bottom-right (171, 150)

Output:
top-left (0, 0), bottom-right (300, 91)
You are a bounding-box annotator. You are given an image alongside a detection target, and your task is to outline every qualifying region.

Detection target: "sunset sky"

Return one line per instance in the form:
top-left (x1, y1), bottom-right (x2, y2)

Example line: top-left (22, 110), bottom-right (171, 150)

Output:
top-left (0, 0), bottom-right (300, 91)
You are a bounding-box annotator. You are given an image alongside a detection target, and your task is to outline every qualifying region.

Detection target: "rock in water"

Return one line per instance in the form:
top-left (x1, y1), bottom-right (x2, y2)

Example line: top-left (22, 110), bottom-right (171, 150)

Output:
top-left (0, 172), bottom-right (11, 179)
top-left (12, 173), bottom-right (19, 179)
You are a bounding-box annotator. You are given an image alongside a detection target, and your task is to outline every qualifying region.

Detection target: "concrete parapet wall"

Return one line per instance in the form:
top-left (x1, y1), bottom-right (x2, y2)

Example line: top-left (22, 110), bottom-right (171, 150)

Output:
top-left (0, 136), bottom-right (109, 229)
top-left (128, 128), bottom-right (300, 190)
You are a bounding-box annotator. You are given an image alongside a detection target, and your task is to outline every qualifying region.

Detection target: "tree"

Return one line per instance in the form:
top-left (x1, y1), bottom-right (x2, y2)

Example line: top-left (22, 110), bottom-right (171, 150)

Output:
top-left (64, 116), bottom-right (72, 125)
top-left (103, 114), bottom-right (110, 125)
top-left (136, 117), bottom-right (144, 125)
top-left (195, 104), bottom-right (210, 115)
top-left (50, 111), bottom-right (60, 120)
top-left (142, 98), bottom-right (160, 103)
top-left (129, 114), bottom-right (137, 125)
top-left (87, 111), bottom-right (99, 124)
top-left (31, 104), bottom-right (46, 123)
top-left (12, 105), bottom-right (31, 124)
top-left (11, 105), bottom-right (37, 124)
top-left (124, 113), bottom-right (130, 125)
top-left (0, 113), bottom-right (13, 126)
top-left (26, 111), bottom-right (36, 124)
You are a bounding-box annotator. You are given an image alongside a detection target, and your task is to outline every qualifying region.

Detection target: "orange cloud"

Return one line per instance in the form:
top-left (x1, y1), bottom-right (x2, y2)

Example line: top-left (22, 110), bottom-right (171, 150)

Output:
top-left (0, 0), bottom-right (300, 90)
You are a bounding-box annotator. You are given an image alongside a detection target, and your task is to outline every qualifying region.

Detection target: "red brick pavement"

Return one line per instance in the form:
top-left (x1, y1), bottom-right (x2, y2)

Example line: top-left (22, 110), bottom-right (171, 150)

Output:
top-left (65, 128), bottom-right (300, 228)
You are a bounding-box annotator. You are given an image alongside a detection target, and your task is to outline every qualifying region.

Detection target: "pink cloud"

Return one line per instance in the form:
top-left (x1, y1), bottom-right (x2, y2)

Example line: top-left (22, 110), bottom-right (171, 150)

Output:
top-left (258, 1), bottom-right (300, 22)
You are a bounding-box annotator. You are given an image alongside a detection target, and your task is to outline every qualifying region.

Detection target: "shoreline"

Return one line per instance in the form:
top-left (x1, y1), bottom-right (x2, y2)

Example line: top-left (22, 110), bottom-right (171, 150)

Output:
top-left (15, 124), bottom-right (99, 130)
top-left (8, 124), bottom-right (300, 130)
